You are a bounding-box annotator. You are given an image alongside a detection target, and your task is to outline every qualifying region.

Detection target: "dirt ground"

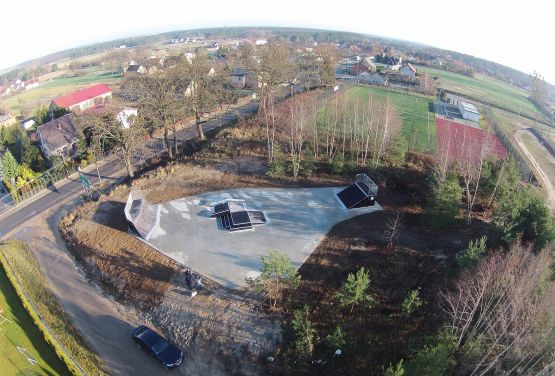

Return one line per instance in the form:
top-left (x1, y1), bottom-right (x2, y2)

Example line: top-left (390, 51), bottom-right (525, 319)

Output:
top-left (270, 161), bottom-right (496, 375)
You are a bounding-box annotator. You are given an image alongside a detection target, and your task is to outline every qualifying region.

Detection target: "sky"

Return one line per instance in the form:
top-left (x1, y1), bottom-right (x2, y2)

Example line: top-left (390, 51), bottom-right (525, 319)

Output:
top-left (1, 0), bottom-right (554, 84)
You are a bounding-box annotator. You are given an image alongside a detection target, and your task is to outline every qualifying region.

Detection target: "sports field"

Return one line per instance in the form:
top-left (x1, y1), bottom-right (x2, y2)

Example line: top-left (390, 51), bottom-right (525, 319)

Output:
top-left (416, 65), bottom-right (540, 119)
top-left (0, 266), bottom-right (70, 376)
top-left (436, 117), bottom-right (507, 164)
top-left (348, 85), bottom-right (435, 152)
top-left (0, 70), bottom-right (121, 116)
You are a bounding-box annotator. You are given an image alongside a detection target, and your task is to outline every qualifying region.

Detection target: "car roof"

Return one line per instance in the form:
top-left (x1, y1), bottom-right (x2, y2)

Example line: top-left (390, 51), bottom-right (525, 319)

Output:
top-left (135, 326), bottom-right (163, 344)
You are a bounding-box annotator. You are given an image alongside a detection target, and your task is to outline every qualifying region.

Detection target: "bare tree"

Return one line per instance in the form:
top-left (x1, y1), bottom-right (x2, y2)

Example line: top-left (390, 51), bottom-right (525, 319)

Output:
top-left (251, 42), bottom-right (297, 163)
top-left (419, 72), bottom-right (438, 96)
top-left (81, 106), bottom-right (148, 178)
top-left (384, 210), bottom-right (402, 251)
top-left (455, 124), bottom-right (494, 223)
top-left (119, 70), bottom-right (183, 159)
top-left (177, 54), bottom-right (225, 141)
top-left (282, 93), bottom-right (316, 179)
top-left (442, 241), bottom-right (555, 375)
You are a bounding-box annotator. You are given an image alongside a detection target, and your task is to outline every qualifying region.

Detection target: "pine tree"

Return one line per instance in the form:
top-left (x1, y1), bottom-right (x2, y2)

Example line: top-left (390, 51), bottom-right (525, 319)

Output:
top-left (336, 267), bottom-right (376, 312)
top-left (2, 150), bottom-right (19, 185)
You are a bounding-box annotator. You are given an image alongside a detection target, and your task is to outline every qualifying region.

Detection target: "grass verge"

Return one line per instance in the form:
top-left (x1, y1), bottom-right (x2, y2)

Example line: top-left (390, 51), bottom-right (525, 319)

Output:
top-left (0, 262), bottom-right (70, 375)
top-left (0, 239), bottom-right (105, 375)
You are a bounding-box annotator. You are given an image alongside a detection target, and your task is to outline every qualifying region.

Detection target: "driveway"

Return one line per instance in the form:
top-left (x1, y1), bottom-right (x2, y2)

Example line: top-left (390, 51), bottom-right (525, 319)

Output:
top-left (146, 187), bottom-right (383, 288)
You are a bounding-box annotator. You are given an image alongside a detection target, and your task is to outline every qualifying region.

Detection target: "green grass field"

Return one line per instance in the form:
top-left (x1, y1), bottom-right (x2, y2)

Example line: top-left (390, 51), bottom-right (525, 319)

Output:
top-left (0, 70), bottom-right (121, 116)
top-left (348, 85), bottom-right (435, 152)
top-left (416, 65), bottom-right (540, 119)
top-left (0, 266), bottom-right (70, 376)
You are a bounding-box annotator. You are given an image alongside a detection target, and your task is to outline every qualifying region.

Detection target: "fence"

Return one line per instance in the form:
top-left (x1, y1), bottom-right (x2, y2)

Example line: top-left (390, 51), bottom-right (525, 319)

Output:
top-left (0, 162), bottom-right (74, 217)
top-left (485, 110), bottom-right (534, 180)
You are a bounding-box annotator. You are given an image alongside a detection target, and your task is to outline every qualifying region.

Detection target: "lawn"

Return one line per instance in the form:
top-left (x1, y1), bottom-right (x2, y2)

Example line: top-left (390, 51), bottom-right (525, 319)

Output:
top-left (347, 85), bottom-right (435, 152)
top-left (0, 70), bottom-right (121, 116)
top-left (0, 266), bottom-right (70, 376)
top-left (416, 65), bottom-right (540, 120)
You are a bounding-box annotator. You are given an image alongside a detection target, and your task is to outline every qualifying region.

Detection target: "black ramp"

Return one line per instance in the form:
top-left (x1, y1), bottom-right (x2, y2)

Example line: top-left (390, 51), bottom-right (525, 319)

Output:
top-left (337, 184), bottom-right (367, 209)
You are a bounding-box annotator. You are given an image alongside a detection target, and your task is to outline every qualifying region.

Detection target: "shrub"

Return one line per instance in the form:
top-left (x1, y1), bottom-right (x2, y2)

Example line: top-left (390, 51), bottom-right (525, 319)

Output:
top-left (456, 236), bottom-right (487, 270)
top-left (248, 250), bottom-right (300, 309)
top-left (401, 289), bottom-right (422, 317)
top-left (291, 304), bottom-right (317, 358)
top-left (404, 330), bottom-right (456, 376)
top-left (326, 325), bottom-right (346, 350)
top-left (329, 154), bottom-right (345, 174)
top-left (383, 359), bottom-right (405, 376)
top-left (336, 267), bottom-right (376, 312)
top-left (426, 172), bottom-right (463, 230)
top-left (267, 145), bottom-right (288, 179)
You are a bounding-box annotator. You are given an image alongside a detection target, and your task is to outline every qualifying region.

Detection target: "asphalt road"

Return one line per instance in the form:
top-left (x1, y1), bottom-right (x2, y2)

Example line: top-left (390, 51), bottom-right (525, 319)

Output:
top-left (0, 101), bottom-right (260, 238)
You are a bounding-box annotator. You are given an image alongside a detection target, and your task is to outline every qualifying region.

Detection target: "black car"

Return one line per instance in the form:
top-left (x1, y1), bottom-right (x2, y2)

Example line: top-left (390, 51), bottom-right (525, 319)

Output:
top-left (132, 325), bottom-right (184, 369)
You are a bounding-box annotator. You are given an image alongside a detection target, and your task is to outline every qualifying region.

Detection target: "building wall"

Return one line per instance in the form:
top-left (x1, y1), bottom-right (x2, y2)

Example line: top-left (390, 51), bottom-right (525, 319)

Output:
top-left (230, 75), bottom-right (246, 89)
top-left (460, 109), bottom-right (480, 123)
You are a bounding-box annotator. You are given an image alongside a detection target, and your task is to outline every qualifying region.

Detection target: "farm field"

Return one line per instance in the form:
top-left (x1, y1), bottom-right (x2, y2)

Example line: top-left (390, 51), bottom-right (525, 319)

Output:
top-left (0, 70), bottom-right (121, 116)
top-left (348, 85), bottom-right (435, 152)
top-left (416, 65), bottom-right (541, 120)
top-left (0, 266), bottom-right (70, 376)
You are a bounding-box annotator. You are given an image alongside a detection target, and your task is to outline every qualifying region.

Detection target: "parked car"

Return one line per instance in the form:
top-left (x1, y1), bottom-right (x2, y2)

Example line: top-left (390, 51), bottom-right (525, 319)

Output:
top-left (132, 325), bottom-right (184, 369)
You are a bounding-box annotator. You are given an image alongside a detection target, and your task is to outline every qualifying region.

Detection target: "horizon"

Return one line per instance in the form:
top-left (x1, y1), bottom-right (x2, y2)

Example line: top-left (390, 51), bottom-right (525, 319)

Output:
top-left (1, 0), bottom-right (554, 85)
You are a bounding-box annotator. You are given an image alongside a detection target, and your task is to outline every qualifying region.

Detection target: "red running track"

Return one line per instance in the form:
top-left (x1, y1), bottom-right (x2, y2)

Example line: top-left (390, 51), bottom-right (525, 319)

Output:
top-left (436, 117), bottom-right (507, 164)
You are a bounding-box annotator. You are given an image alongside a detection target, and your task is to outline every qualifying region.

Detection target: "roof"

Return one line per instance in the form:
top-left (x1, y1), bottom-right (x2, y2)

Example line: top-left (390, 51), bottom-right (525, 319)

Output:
top-left (24, 78), bottom-right (39, 85)
top-left (37, 114), bottom-right (80, 152)
top-left (404, 63), bottom-right (417, 73)
top-left (459, 101), bottom-right (480, 115)
top-left (0, 113), bottom-right (15, 123)
top-left (126, 64), bottom-right (142, 72)
top-left (52, 84), bottom-right (112, 108)
top-left (232, 68), bottom-right (248, 77)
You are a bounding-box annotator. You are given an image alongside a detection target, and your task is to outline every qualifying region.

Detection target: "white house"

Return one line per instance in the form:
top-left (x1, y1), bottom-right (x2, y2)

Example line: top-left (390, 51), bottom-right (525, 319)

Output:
top-left (116, 108), bottom-right (138, 129)
top-left (459, 102), bottom-right (480, 123)
top-left (399, 63), bottom-right (417, 77)
top-left (359, 72), bottom-right (387, 85)
top-left (255, 39), bottom-right (268, 46)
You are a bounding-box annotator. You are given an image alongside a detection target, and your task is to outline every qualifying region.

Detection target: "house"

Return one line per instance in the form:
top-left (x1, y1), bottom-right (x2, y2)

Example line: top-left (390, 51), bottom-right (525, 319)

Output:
top-left (0, 113), bottom-right (18, 128)
top-left (37, 114), bottom-right (80, 160)
top-left (206, 42), bottom-right (219, 54)
top-left (230, 69), bottom-right (248, 89)
top-left (50, 84), bottom-right (112, 113)
top-left (0, 85), bottom-right (10, 97)
top-left (376, 55), bottom-right (402, 70)
top-left (125, 64), bottom-right (147, 75)
top-left (362, 57), bottom-right (377, 72)
top-left (20, 117), bottom-right (37, 130)
top-left (399, 63), bottom-right (417, 77)
top-left (116, 108), bottom-right (138, 129)
top-left (255, 39), bottom-right (268, 46)
top-left (459, 102), bottom-right (480, 123)
top-left (358, 72), bottom-right (388, 85)
top-left (346, 62), bottom-right (370, 76)
top-left (24, 78), bottom-right (40, 90)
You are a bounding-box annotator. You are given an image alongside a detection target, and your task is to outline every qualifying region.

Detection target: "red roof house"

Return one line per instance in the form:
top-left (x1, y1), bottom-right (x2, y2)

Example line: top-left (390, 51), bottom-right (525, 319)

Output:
top-left (51, 84), bottom-right (112, 113)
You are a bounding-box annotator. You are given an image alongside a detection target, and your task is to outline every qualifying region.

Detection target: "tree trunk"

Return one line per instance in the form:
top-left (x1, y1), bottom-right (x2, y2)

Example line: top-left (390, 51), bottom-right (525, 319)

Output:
top-left (164, 126), bottom-right (173, 159)
top-left (125, 155), bottom-right (134, 178)
top-left (196, 114), bottom-right (205, 140)
top-left (172, 125), bottom-right (178, 156)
